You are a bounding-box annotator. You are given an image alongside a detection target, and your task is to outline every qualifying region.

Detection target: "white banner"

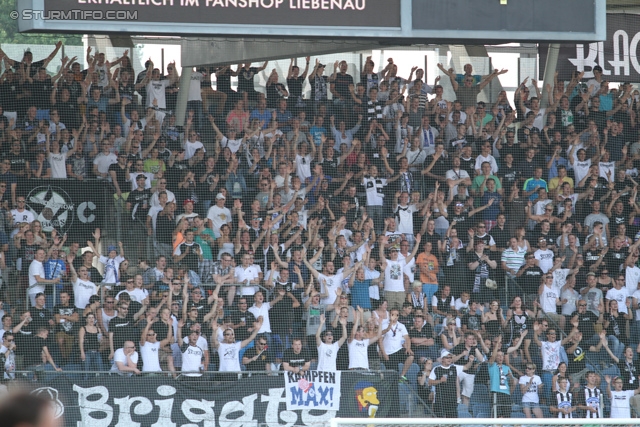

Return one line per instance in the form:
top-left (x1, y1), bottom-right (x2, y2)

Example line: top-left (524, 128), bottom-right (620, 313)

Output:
top-left (285, 370), bottom-right (341, 411)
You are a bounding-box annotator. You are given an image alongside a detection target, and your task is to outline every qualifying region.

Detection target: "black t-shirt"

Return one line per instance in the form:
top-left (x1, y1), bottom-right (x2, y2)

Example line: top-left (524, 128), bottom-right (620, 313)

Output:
top-left (6, 152), bottom-right (28, 175)
top-left (618, 360), bottom-right (638, 390)
top-left (567, 344), bottom-right (587, 374)
top-left (152, 320), bottom-right (170, 343)
top-left (431, 364), bottom-right (458, 402)
top-left (333, 73), bottom-right (354, 100)
top-left (604, 247), bottom-right (628, 273)
top-left (462, 313), bottom-right (482, 331)
top-left (452, 343), bottom-right (480, 373)
top-left (128, 188), bottom-right (152, 221)
top-left (31, 78), bottom-right (53, 110)
top-left (243, 345), bottom-right (273, 371)
top-left (571, 310), bottom-right (598, 338)
top-left (230, 310), bottom-right (256, 342)
top-left (108, 163), bottom-right (129, 192)
top-left (497, 163), bottom-right (520, 187)
top-left (108, 316), bottom-right (137, 351)
top-left (491, 226), bottom-right (511, 250)
top-left (30, 307), bottom-right (53, 332)
top-left (287, 76), bottom-right (305, 101)
top-left (282, 348), bottom-right (311, 369)
top-left (518, 265), bottom-right (544, 295)
top-left (17, 242), bottom-right (40, 276)
top-left (423, 154), bottom-right (448, 188)
top-left (238, 67), bottom-right (259, 93)
top-left (53, 303), bottom-right (77, 333)
top-left (270, 293), bottom-right (300, 335)
top-left (24, 336), bottom-right (47, 366)
top-left (187, 299), bottom-right (212, 324)
top-left (408, 324), bottom-right (435, 351)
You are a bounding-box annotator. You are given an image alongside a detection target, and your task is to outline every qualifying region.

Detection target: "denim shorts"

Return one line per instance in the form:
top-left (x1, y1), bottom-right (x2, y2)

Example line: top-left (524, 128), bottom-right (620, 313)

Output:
top-left (521, 401), bottom-right (540, 408)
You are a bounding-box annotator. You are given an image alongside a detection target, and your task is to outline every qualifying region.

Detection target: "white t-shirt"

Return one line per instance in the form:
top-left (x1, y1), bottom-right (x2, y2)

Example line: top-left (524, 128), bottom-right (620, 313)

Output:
top-left (362, 176), bottom-right (386, 207)
top-left (474, 154), bottom-right (499, 174)
top-left (184, 140), bottom-right (205, 160)
top-left (234, 265), bottom-right (261, 296)
top-left (206, 205), bottom-right (232, 234)
top-left (606, 287), bottom-right (629, 314)
top-left (11, 209), bottom-right (35, 225)
top-left (140, 341), bottom-right (162, 372)
top-left (93, 152), bottom-right (117, 175)
top-left (540, 284), bottom-right (561, 314)
top-left (348, 338), bottom-right (370, 370)
top-left (381, 320), bottom-right (408, 355)
top-left (116, 288), bottom-right (148, 303)
top-left (217, 341), bottom-right (242, 372)
top-left (188, 71), bottom-right (204, 101)
top-left (180, 342), bottom-right (204, 377)
top-left (540, 340), bottom-right (562, 371)
top-left (248, 303), bottom-right (272, 333)
top-left (318, 273), bottom-right (344, 305)
top-left (110, 348), bottom-right (139, 376)
top-left (534, 248), bottom-right (554, 273)
top-left (317, 342), bottom-right (340, 372)
top-left (395, 204), bottom-right (416, 234)
top-left (48, 152), bottom-right (67, 178)
top-left (220, 136), bottom-right (242, 154)
top-left (384, 259), bottom-right (406, 292)
top-left (73, 278), bottom-right (98, 309)
top-left (99, 255), bottom-right (124, 285)
top-left (572, 159), bottom-right (591, 186)
top-left (146, 79), bottom-right (171, 109)
top-left (28, 260), bottom-right (45, 295)
top-left (295, 153), bottom-right (312, 181)
top-left (519, 374), bottom-right (542, 403)
top-left (599, 161), bottom-right (615, 182)
top-left (626, 265), bottom-right (640, 295)
top-left (610, 389), bottom-right (635, 418)
top-left (525, 107), bottom-right (547, 131)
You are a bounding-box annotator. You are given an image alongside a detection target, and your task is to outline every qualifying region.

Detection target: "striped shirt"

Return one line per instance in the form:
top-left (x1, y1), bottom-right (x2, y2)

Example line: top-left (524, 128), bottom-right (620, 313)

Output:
top-left (581, 387), bottom-right (602, 418)
top-left (554, 391), bottom-right (573, 418)
top-left (501, 247), bottom-right (527, 272)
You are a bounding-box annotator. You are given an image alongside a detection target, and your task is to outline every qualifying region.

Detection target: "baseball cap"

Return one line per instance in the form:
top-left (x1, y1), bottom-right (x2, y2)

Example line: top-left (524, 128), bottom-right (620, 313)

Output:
top-left (216, 193), bottom-right (226, 200)
top-left (441, 349), bottom-right (453, 358)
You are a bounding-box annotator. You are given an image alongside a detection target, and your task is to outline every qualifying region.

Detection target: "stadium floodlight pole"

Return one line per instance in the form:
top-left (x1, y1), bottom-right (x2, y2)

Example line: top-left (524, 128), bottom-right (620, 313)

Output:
top-left (540, 43), bottom-right (560, 107)
top-left (175, 66), bottom-right (192, 127)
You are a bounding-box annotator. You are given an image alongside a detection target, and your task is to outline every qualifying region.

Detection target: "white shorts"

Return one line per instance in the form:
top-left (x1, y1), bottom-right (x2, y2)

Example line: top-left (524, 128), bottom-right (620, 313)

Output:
top-left (455, 364), bottom-right (476, 398)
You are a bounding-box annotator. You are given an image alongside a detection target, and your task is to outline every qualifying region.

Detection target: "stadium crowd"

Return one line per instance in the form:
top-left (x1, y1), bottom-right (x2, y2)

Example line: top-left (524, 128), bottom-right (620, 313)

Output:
top-left (0, 42), bottom-right (639, 419)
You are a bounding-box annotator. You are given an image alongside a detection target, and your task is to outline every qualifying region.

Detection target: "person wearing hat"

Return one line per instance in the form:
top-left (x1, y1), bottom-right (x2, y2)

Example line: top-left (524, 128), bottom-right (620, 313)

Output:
top-left (127, 175), bottom-right (152, 242)
top-left (309, 59), bottom-right (328, 105)
top-left (206, 193), bottom-right (232, 237)
top-left (428, 348), bottom-right (460, 417)
top-left (88, 230), bottom-right (125, 286)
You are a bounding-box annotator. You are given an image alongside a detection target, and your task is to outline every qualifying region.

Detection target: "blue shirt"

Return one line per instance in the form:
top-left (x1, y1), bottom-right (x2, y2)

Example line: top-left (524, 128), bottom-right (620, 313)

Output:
top-left (545, 156), bottom-right (569, 181)
top-left (523, 178), bottom-right (548, 201)
top-left (488, 362), bottom-right (512, 395)
top-left (309, 125), bottom-right (326, 146)
top-left (480, 192), bottom-right (501, 221)
top-left (249, 109), bottom-right (271, 128)
top-left (44, 259), bottom-right (66, 290)
top-left (351, 280), bottom-right (373, 310)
